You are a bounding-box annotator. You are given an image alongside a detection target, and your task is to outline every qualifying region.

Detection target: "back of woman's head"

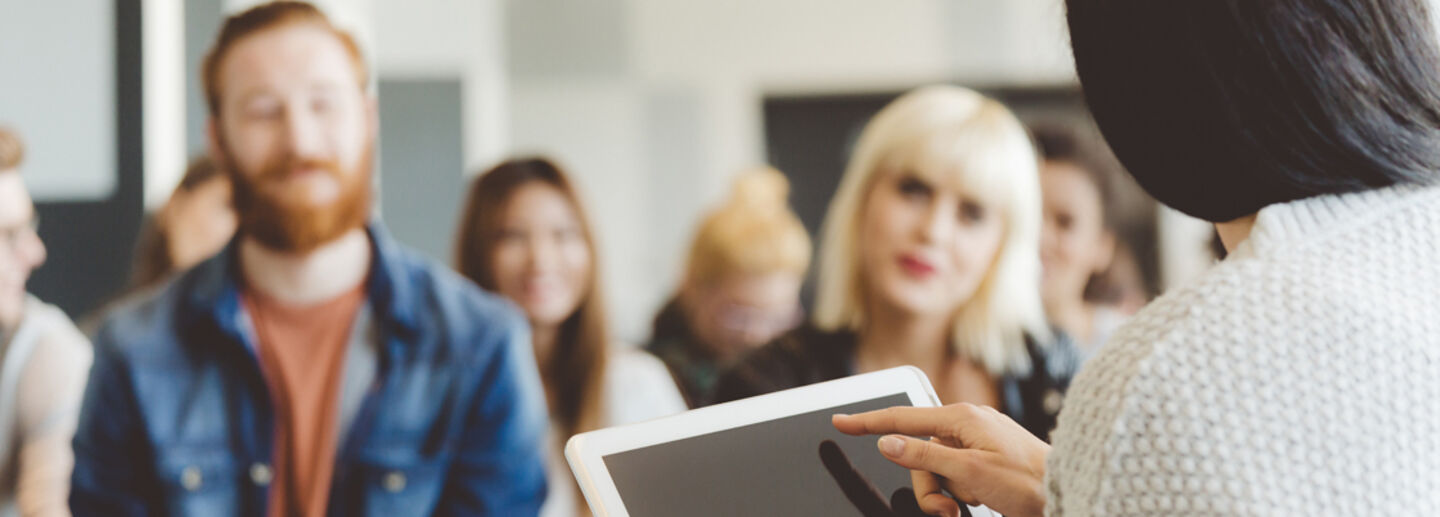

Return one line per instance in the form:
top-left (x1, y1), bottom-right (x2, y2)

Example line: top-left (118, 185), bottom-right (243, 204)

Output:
top-left (683, 168), bottom-right (812, 288)
top-left (1067, 0), bottom-right (1440, 222)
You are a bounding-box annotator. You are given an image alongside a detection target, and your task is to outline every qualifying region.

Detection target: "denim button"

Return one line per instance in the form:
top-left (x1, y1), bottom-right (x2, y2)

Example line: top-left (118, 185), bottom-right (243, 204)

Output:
top-left (250, 463), bottom-right (273, 486)
top-left (1043, 389), bottom-right (1064, 415)
top-left (383, 472), bottom-right (406, 493)
top-left (180, 466), bottom-right (203, 491)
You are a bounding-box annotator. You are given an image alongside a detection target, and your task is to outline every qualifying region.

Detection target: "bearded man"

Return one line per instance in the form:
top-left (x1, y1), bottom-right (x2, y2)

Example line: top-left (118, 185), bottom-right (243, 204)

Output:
top-left (70, 3), bottom-right (549, 516)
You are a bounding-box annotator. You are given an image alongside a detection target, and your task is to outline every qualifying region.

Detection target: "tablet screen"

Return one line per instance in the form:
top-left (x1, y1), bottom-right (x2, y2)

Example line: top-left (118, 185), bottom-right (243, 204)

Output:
top-left (602, 393), bottom-right (916, 516)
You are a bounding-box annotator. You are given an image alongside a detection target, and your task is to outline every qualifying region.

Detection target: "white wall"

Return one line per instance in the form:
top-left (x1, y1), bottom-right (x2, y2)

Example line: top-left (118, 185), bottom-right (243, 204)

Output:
top-left (506, 0), bottom-right (1082, 342)
top-left (152, 0), bottom-right (1209, 342)
top-left (373, 0), bottom-right (508, 173)
top-left (0, 0), bottom-right (116, 202)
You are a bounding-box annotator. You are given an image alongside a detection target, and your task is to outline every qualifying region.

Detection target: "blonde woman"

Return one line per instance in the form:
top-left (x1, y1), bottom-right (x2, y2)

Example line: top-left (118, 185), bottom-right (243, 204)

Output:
top-left (714, 86), bottom-right (1081, 439)
top-left (647, 168), bottom-right (812, 407)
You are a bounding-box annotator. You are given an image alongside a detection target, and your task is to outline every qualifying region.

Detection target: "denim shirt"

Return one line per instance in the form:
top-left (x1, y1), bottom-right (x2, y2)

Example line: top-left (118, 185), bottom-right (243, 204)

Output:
top-left (70, 225), bottom-right (550, 516)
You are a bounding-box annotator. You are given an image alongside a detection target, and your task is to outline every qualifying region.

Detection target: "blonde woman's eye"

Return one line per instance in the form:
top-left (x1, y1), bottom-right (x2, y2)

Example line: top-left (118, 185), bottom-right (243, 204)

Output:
top-left (959, 201), bottom-right (986, 223)
top-left (556, 227), bottom-right (582, 241)
top-left (897, 176), bottom-right (932, 200)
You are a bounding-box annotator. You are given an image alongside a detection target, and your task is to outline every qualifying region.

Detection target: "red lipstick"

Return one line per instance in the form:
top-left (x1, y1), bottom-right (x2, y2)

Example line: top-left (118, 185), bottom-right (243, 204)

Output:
top-left (897, 254), bottom-right (936, 277)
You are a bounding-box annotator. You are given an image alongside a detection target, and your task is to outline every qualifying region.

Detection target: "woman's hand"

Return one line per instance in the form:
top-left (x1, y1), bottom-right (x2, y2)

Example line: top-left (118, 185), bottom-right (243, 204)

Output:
top-left (832, 403), bottom-right (1050, 517)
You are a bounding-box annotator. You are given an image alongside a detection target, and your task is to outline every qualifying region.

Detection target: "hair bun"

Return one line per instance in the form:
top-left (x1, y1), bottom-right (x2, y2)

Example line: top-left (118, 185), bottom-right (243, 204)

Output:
top-left (725, 167), bottom-right (791, 215)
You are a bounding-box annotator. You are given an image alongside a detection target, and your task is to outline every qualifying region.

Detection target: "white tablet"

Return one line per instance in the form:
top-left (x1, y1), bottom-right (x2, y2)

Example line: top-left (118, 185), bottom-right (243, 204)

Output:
top-left (565, 366), bottom-right (997, 517)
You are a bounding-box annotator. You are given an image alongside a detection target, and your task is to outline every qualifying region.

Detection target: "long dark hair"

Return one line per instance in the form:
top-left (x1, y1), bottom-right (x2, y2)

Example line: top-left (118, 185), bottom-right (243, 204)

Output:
top-left (454, 157), bottom-right (609, 445)
top-left (130, 156), bottom-right (226, 290)
top-left (1067, 0), bottom-right (1440, 222)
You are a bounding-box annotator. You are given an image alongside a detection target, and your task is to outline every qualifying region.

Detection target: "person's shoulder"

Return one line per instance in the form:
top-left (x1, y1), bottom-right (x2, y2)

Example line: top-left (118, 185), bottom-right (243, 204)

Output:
top-left (606, 346), bottom-right (670, 378)
top-left (384, 244), bottom-right (527, 346)
top-left (602, 347), bottom-right (687, 425)
top-left (18, 297), bottom-right (92, 366)
top-left (89, 275), bottom-right (196, 362)
top-left (712, 324), bottom-right (855, 404)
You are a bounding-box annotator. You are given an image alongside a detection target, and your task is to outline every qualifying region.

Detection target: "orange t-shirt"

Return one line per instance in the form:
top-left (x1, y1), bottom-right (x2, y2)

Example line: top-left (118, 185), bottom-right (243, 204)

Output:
top-left (244, 285), bottom-right (366, 517)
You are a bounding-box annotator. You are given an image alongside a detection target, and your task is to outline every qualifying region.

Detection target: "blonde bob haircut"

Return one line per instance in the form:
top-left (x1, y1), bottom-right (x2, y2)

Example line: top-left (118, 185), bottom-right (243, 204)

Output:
top-left (812, 85), bottom-right (1051, 376)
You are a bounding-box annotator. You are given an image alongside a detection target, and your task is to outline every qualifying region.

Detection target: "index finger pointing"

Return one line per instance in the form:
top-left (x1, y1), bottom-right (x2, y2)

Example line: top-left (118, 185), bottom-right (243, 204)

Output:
top-left (832, 405), bottom-right (976, 438)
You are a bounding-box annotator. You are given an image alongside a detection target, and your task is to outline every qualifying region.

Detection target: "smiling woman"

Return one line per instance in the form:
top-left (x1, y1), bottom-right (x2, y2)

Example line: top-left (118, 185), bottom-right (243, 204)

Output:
top-left (454, 156), bottom-right (686, 517)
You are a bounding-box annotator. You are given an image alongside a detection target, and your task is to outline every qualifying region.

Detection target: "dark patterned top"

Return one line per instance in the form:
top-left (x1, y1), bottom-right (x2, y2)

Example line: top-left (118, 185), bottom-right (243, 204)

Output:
top-left (644, 298), bottom-right (722, 408)
top-left (711, 324), bottom-right (1084, 441)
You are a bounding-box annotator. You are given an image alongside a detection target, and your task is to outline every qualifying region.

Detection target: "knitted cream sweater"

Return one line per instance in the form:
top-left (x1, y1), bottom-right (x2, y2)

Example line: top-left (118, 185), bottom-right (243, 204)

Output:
top-left (1046, 184), bottom-right (1440, 516)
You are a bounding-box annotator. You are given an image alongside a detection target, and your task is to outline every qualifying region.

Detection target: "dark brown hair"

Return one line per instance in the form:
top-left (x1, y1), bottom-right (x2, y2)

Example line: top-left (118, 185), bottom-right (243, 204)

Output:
top-left (129, 156), bottom-right (227, 290)
top-left (0, 127), bottom-right (24, 172)
top-left (454, 157), bottom-right (609, 445)
top-left (1031, 124), bottom-right (1119, 230)
top-left (202, 1), bottom-right (368, 117)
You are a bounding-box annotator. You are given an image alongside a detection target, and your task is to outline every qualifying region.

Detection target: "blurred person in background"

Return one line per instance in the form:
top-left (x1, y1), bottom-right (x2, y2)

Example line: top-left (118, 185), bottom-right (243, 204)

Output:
top-left (834, 1), bottom-right (1440, 515)
top-left (78, 157), bottom-right (236, 334)
top-left (128, 156), bottom-right (236, 290)
top-left (71, 3), bottom-right (548, 515)
top-left (455, 157), bottom-right (685, 517)
top-left (714, 86), bottom-right (1082, 441)
top-left (0, 127), bottom-right (91, 517)
top-left (1031, 126), bottom-right (1125, 353)
top-left (645, 168), bottom-right (811, 407)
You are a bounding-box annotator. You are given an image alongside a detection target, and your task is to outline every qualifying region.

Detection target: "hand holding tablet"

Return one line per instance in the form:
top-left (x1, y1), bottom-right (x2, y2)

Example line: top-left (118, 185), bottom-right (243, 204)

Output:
top-left (566, 367), bottom-right (997, 517)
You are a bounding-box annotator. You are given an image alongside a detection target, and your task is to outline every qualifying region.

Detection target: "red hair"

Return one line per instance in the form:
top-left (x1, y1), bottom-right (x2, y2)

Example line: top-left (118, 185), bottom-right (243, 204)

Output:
top-left (201, 1), bottom-right (368, 116)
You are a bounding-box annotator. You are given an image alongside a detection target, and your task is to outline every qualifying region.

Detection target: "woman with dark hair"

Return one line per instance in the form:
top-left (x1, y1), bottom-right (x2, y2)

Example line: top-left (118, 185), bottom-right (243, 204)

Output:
top-left (454, 157), bottom-right (685, 517)
top-left (1031, 125), bottom-right (1125, 353)
top-left (833, 2), bottom-right (1440, 516)
top-left (130, 156), bottom-right (235, 290)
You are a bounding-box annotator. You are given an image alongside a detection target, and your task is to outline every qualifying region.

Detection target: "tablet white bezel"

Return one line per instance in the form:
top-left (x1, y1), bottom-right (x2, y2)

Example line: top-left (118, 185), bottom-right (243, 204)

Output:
top-left (565, 366), bottom-right (942, 517)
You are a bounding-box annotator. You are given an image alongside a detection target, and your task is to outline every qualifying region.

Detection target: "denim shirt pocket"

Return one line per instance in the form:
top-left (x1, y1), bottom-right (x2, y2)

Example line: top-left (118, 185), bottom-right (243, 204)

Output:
top-left (348, 445), bottom-right (451, 516)
top-left (154, 443), bottom-right (244, 517)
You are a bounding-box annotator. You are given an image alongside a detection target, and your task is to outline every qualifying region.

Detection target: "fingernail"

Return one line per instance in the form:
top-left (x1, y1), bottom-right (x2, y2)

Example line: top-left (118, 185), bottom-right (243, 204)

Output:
top-left (878, 435), bottom-right (905, 457)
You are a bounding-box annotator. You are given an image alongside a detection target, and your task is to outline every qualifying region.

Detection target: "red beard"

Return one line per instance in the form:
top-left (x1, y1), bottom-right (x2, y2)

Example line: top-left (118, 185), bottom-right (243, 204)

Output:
top-left (224, 141), bottom-right (373, 254)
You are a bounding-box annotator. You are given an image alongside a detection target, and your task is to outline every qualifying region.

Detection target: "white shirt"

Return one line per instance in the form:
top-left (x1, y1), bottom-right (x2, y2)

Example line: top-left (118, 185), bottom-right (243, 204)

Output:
top-left (0, 296), bottom-right (92, 517)
top-left (540, 347), bottom-right (687, 517)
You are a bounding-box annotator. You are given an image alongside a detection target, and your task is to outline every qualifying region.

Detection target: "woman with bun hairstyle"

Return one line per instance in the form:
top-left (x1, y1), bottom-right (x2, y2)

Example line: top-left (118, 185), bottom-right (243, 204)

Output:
top-left (714, 85), bottom-right (1082, 440)
top-left (646, 167), bottom-right (812, 407)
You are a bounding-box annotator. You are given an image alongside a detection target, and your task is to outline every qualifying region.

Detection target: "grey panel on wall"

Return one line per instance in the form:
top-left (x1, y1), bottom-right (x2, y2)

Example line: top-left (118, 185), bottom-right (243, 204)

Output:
top-left (505, 0), bottom-right (629, 79)
top-left (378, 79), bottom-right (466, 263)
top-left (0, 0), bottom-right (116, 201)
top-left (186, 0), bottom-right (224, 155)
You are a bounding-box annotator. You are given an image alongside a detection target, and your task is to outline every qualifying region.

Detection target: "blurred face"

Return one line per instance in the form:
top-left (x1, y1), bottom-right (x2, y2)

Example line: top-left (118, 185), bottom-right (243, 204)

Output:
top-left (210, 24), bottom-right (374, 253)
top-left (0, 172), bottom-right (45, 330)
top-left (161, 177), bottom-right (238, 272)
top-left (490, 183), bottom-right (593, 330)
top-left (682, 272), bottom-right (803, 360)
top-left (859, 170), bottom-right (1004, 320)
top-left (1039, 161), bottom-right (1114, 305)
